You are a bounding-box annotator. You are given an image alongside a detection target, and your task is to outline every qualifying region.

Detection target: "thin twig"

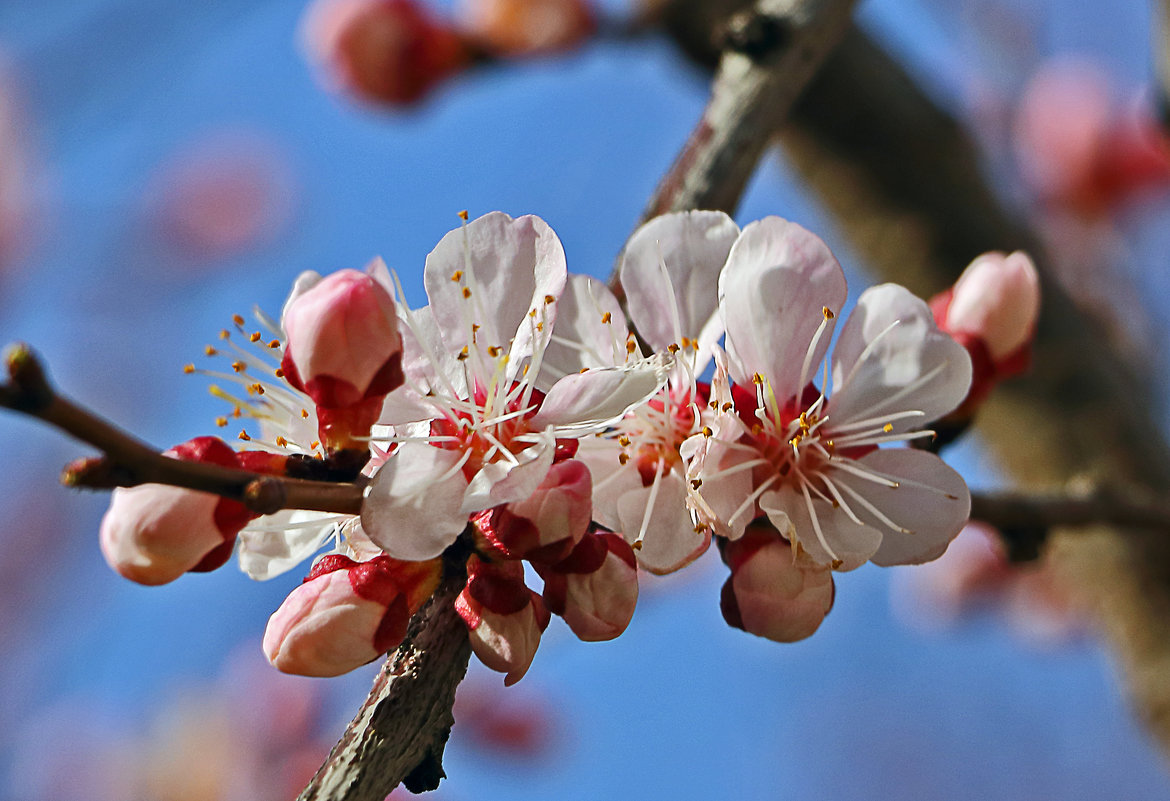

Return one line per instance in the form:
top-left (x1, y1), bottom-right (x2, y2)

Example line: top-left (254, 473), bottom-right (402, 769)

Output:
top-left (0, 343), bottom-right (364, 515)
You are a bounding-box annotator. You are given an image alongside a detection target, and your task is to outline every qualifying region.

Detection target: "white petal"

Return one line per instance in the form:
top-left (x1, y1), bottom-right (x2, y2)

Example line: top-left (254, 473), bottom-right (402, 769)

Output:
top-left (574, 441), bottom-right (638, 532)
top-left (539, 274), bottom-right (628, 385)
top-left (621, 210), bottom-right (738, 368)
top-left (530, 359), bottom-right (668, 432)
top-left (424, 212), bottom-right (567, 370)
top-left (461, 433), bottom-right (555, 513)
top-left (718, 217), bottom-right (847, 401)
top-left (237, 511), bottom-right (335, 581)
top-left (616, 473), bottom-right (709, 574)
top-left (760, 485), bottom-right (882, 571)
top-left (692, 435), bottom-right (758, 541)
top-left (827, 448), bottom-right (970, 567)
top-left (279, 270), bottom-right (323, 330)
top-left (829, 284), bottom-right (972, 431)
top-left (361, 442), bottom-right (470, 560)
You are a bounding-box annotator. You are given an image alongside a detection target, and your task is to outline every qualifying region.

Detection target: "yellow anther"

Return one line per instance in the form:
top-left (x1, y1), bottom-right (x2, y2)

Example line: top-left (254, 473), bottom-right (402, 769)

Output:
top-left (274, 367), bottom-right (285, 378)
top-left (708, 400), bottom-right (718, 409)
top-left (458, 209), bottom-right (469, 220)
top-left (601, 312), bottom-right (612, 324)
top-left (250, 383), bottom-right (265, 395)
top-left (220, 329), bottom-right (231, 340)
top-left (232, 407), bottom-right (242, 418)
top-left (275, 436), bottom-right (288, 447)
top-left (458, 346), bottom-right (469, 361)
top-left (310, 440), bottom-right (320, 450)
top-left (702, 426), bottom-right (713, 438)
top-left (618, 453), bottom-right (630, 465)
top-left (722, 402), bottom-right (733, 412)
top-left (529, 308), bottom-right (537, 317)
top-left (249, 332), bottom-right (262, 343)
top-left (472, 323), bottom-right (480, 332)
top-left (831, 559), bottom-right (843, 570)
top-left (751, 372), bottom-right (763, 385)
top-left (693, 524), bottom-right (707, 534)
top-left (268, 340), bottom-right (281, 349)
top-left (204, 345), bottom-right (217, 356)
top-left (231, 361), bottom-right (246, 373)
top-left (536, 322), bottom-right (543, 332)
top-left (238, 430), bottom-right (251, 441)
top-left (619, 435), bottom-right (631, 447)
top-left (822, 306), bottom-right (835, 320)
top-left (215, 417), bottom-right (228, 427)
top-left (232, 314), bottom-right (245, 326)
top-left (826, 439), bottom-right (835, 450)
top-left (462, 287), bottom-right (472, 299)
top-left (631, 540), bottom-right (643, 551)
top-left (883, 423), bottom-right (893, 433)
top-left (544, 294), bottom-right (555, 304)
top-left (301, 409), bottom-right (310, 419)
top-left (626, 339), bottom-right (637, 354)
top-left (451, 270), bottom-right (464, 282)
top-left (690, 479), bottom-right (702, 489)
top-left (183, 364), bottom-right (195, 374)
top-left (668, 343), bottom-right (680, 354)
top-left (488, 345), bottom-right (501, 358)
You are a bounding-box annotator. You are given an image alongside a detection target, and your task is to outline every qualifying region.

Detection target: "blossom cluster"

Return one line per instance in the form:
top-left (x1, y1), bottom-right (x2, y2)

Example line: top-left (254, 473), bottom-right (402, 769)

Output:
top-left (99, 210), bottom-right (1038, 684)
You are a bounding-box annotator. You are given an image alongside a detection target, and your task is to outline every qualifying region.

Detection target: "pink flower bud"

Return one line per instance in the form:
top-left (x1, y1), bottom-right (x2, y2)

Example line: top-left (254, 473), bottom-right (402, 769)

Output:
top-left (264, 554), bottom-right (441, 677)
top-left (719, 524), bottom-right (834, 643)
top-left (99, 437), bottom-right (252, 585)
top-left (282, 268), bottom-right (404, 409)
top-left (458, 0), bottom-right (596, 58)
top-left (940, 251), bottom-right (1040, 365)
top-left (472, 459), bottom-right (592, 564)
top-left (538, 531), bottom-right (638, 642)
top-left (455, 557), bottom-right (550, 686)
top-left (301, 0), bottom-right (469, 107)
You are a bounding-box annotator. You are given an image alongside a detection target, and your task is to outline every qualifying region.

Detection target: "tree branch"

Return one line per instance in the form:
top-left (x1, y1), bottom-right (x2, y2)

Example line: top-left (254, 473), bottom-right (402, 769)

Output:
top-left (297, 572), bottom-right (472, 801)
top-left (0, 343), bottom-right (364, 516)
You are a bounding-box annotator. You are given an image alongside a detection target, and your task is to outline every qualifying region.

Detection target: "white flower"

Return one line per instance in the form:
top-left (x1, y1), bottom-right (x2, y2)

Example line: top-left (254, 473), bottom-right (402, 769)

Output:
top-left (361, 211), bottom-right (667, 562)
top-left (692, 217), bottom-right (972, 570)
top-left (541, 210), bottom-right (739, 574)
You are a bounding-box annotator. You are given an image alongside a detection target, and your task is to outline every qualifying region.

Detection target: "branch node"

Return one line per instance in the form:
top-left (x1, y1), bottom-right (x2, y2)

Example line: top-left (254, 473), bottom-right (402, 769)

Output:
top-left (720, 10), bottom-right (792, 60)
top-left (3, 342), bottom-right (54, 411)
top-left (62, 456), bottom-right (138, 489)
top-left (244, 476), bottom-right (288, 515)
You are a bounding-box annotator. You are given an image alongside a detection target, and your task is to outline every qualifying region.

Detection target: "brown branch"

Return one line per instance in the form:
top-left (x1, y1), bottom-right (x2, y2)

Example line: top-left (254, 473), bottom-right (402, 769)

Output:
top-left (0, 343), bottom-right (364, 516)
top-left (297, 571), bottom-right (472, 801)
top-left (640, 0), bottom-right (857, 222)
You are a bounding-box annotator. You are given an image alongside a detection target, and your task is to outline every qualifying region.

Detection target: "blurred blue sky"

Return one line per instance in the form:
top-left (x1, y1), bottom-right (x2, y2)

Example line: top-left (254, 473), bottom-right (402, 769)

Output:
top-left (1, 1), bottom-right (1168, 799)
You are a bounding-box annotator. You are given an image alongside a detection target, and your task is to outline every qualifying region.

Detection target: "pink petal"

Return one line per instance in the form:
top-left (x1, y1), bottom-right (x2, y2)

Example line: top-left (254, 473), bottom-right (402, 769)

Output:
top-left (361, 441), bottom-right (470, 560)
top-left (424, 211), bottom-right (566, 371)
top-left (620, 210), bottom-right (738, 366)
top-left (827, 448), bottom-right (970, 567)
top-left (759, 485), bottom-right (882, 571)
top-left (530, 361), bottom-right (666, 431)
top-left (615, 472), bottom-right (709, 575)
top-left (829, 283), bottom-right (972, 433)
top-left (462, 434), bottom-right (556, 513)
top-left (718, 217), bottom-right (846, 402)
top-left (945, 251), bottom-right (1040, 361)
top-left (539, 273), bottom-right (628, 383)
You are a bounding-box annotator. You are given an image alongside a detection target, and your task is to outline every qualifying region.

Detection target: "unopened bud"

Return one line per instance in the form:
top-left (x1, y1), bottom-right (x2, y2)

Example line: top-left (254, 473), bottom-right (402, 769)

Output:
top-left (98, 437), bottom-right (253, 585)
top-left (939, 251), bottom-right (1040, 365)
top-left (301, 0), bottom-right (469, 106)
top-left (281, 267), bottom-right (405, 450)
top-left (455, 556), bottom-right (549, 686)
top-left (719, 524), bottom-right (834, 643)
top-left (472, 458), bottom-right (592, 564)
top-left (264, 553), bottom-right (441, 677)
top-left (538, 530), bottom-right (638, 642)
